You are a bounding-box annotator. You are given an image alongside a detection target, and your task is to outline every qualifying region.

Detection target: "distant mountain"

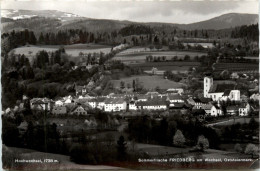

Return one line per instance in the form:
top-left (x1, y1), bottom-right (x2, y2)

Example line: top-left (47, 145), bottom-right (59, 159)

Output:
top-left (179, 13), bottom-right (259, 30)
top-left (1, 9), bottom-right (85, 23)
top-left (1, 10), bottom-right (258, 33)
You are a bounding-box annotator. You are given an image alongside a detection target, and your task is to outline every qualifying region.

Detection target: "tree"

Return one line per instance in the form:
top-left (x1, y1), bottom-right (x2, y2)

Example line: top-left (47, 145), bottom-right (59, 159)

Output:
top-left (245, 143), bottom-right (258, 158)
top-left (173, 130), bottom-right (186, 147)
top-left (132, 80), bottom-right (136, 91)
top-left (120, 81), bottom-right (125, 89)
top-left (234, 143), bottom-right (242, 153)
top-left (117, 135), bottom-right (127, 161)
top-left (197, 135), bottom-right (209, 151)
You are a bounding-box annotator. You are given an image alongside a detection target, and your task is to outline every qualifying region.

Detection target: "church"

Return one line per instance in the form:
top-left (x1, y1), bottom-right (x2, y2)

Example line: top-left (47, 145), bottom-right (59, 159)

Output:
top-left (204, 76), bottom-right (240, 101)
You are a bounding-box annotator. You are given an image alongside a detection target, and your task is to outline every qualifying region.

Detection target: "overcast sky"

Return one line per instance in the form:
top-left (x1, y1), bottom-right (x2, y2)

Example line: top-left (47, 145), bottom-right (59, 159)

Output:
top-left (1, 0), bottom-right (259, 24)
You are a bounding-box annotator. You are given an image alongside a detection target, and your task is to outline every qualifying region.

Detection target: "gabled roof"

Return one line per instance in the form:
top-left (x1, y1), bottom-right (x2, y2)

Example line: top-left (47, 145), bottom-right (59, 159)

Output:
top-left (226, 105), bottom-right (238, 111)
top-left (136, 100), bottom-right (167, 107)
top-left (202, 103), bottom-right (213, 110)
top-left (209, 84), bottom-right (236, 93)
top-left (104, 98), bottom-right (125, 104)
top-left (167, 94), bottom-right (183, 100)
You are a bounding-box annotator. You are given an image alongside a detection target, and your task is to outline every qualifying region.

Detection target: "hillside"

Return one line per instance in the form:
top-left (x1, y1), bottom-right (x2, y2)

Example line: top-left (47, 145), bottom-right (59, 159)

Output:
top-left (1, 10), bottom-right (258, 33)
top-left (179, 13), bottom-right (258, 30)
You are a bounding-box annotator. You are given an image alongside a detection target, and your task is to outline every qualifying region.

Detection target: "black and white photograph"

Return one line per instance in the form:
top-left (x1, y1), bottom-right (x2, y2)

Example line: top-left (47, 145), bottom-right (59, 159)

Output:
top-left (1, 0), bottom-right (259, 170)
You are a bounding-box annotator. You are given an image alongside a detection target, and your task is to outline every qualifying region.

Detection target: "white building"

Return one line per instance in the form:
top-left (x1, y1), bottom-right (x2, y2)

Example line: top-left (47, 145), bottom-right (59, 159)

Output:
top-left (136, 101), bottom-right (167, 110)
top-left (104, 98), bottom-right (127, 112)
top-left (204, 76), bottom-right (240, 101)
top-left (129, 100), bottom-right (137, 110)
top-left (238, 103), bottom-right (251, 116)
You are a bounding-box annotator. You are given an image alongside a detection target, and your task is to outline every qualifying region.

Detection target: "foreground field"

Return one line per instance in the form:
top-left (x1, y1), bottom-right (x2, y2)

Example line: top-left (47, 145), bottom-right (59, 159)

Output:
top-left (111, 75), bottom-right (186, 90)
top-left (4, 146), bottom-right (123, 170)
top-left (12, 43), bottom-right (112, 57)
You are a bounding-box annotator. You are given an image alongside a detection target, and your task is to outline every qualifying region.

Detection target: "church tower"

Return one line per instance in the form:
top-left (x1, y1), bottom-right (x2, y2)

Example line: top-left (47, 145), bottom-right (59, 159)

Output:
top-left (204, 76), bottom-right (213, 98)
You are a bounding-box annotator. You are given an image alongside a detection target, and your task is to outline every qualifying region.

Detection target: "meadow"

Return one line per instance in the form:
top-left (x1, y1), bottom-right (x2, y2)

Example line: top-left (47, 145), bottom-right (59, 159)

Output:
top-left (110, 75), bottom-right (186, 90)
top-left (130, 62), bottom-right (200, 72)
top-left (113, 49), bottom-right (207, 64)
top-left (12, 43), bottom-right (112, 57)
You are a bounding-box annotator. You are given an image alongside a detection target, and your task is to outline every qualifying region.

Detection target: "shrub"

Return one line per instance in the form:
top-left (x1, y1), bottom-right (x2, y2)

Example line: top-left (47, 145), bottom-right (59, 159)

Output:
top-left (173, 130), bottom-right (186, 147)
top-left (234, 143), bottom-right (242, 153)
top-left (197, 135), bottom-right (209, 152)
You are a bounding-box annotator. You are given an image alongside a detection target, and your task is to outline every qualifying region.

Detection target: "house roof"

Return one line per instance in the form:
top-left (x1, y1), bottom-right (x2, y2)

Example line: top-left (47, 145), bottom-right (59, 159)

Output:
top-left (136, 100), bottom-right (167, 107)
top-left (226, 105), bottom-right (238, 111)
top-left (169, 103), bottom-right (190, 109)
top-left (167, 94), bottom-right (183, 100)
top-left (104, 98), bottom-right (125, 104)
top-left (209, 84), bottom-right (236, 93)
top-left (193, 97), bottom-right (212, 103)
top-left (202, 104), bottom-right (213, 110)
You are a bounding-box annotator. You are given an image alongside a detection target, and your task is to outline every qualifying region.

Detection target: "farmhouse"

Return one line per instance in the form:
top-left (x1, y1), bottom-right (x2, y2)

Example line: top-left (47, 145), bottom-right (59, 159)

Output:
top-left (210, 105), bottom-right (223, 116)
top-left (204, 76), bottom-right (240, 101)
top-left (55, 100), bottom-right (64, 106)
top-left (87, 97), bottom-right (106, 110)
top-left (166, 94), bottom-right (184, 103)
top-left (70, 105), bottom-right (88, 115)
top-left (238, 103), bottom-right (251, 116)
top-left (193, 97), bottom-right (212, 109)
top-left (30, 98), bottom-right (54, 111)
top-left (104, 98), bottom-right (127, 112)
top-left (129, 100), bottom-right (137, 110)
top-left (76, 85), bottom-right (87, 96)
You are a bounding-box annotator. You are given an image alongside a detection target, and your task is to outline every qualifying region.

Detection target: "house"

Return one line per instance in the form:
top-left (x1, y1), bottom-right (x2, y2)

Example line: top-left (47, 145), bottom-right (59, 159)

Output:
top-left (238, 103), bottom-right (251, 116)
top-left (129, 100), bottom-right (137, 110)
top-left (187, 97), bottom-right (195, 106)
top-left (167, 94), bottom-right (184, 103)
top-left (193, 97), bottom-right (212, 109)
top-left (250, 93), bottom-right (260, 101)
top-left (210, 105), bottom-right (223, 116)
top-left (226, 106), bottom-right (238, 115)
top-left (166, 88), bottom-right (184, 95)
top-left (55, 100), bottom-right (64, 106)
top-left (136, 101), bottom-right (167, 110)
top-left (87, 97), bottom-right (105, 110)
top-left (204, 76), bottom-right (240, 101)
top-left (70, 105), bottom-right (88, 115)
top-left (52, 106), bottom-right (67, 115)
top-left (104, 98), bottom-right (127, 112)
top-left (30, 98), bottom-right (54, 111)
top-left (75, 85), bottom-right (87, 96)
top-left (201, 103), bottom-right (213, 115)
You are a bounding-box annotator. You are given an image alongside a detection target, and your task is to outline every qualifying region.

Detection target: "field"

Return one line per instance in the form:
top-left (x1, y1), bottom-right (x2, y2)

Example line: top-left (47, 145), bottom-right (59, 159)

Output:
top-left (208, 117), bottom-right (259, 127)
top-left (5, 146), bottom-right (123, 170)
top-left (130, 62), bottom-right (200, 73)
top-left (111, 75), bottom-right (186, 90)
top-left (113, 49), bottom-right (207, 64)
top-left (214, 63), bottom-right (259, 72)
top-left (12, 43), bottom-right (112, 57)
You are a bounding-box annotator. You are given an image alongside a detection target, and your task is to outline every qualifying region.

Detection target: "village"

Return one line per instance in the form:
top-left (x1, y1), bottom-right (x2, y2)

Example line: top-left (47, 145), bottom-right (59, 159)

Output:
top-left (3, 75), bottom-right (259, 121)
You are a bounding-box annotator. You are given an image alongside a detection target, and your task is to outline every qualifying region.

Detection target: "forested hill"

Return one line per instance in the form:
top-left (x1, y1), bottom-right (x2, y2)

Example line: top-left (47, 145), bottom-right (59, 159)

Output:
top-left (1, 9), bottom-right (258, 33)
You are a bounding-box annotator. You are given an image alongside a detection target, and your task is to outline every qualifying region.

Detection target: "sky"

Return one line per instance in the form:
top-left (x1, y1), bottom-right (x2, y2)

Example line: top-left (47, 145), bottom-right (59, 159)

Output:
top-left (1, 0), bottom-right (259, 24)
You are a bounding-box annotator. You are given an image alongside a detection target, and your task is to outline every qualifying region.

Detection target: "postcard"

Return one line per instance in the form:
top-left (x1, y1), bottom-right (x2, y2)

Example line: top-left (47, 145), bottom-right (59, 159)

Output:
top-left (1, 0), bottom-right (259, 170)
